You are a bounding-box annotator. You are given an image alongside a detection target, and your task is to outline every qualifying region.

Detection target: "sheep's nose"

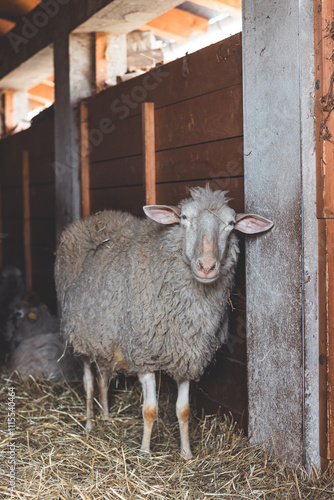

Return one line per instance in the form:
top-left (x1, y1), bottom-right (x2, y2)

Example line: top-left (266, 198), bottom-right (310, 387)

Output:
top-left (196, 258), bottom-right (218, 276)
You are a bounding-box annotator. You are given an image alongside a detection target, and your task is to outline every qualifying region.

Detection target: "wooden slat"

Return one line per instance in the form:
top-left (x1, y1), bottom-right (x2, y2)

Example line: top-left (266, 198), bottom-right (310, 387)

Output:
top-left (315, 0), bottom-right (334, 218)
top-left (319, 219), bottom-right (328, 463)
top-left (90, 185), bottom-right (145, 217)
top-left (156, 177), bottom-right (244, 213)
top-left (80, 101), bottom-right (90, 217)
top-left (140, 8), bottom-right (209, 43)
top-left (142, 103), bottom-right (156, 205)
top-left (325, 220), bottom-right (334, 459)
top-left (30, 184), bottom-right (55, 218)
top-left (191, 0), bottom-right (241, 18)
top-left (90, 156), bottom-right (143, 189)
top-left (87, 33), bottom-right (242, 128)
top-left (156, 137), bottom-right (243, 182)
top-left (22, 150), bottom-right (32, 291)
top-left (95, 33), bottom-right (108, 93)
top-left (90, 86), bottom-right (242, 163)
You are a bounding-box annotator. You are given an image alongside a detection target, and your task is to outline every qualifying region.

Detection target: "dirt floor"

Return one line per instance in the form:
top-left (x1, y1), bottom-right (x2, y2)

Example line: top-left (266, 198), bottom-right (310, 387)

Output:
top-left (0, 370), bottom-right (334, 499)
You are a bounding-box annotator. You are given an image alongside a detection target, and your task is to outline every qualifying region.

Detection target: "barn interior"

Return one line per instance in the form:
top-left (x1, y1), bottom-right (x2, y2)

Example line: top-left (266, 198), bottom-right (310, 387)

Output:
top-left (0, 0), bottom-right (247, 430)
top-left (0, 0), bottom-right (333, 483)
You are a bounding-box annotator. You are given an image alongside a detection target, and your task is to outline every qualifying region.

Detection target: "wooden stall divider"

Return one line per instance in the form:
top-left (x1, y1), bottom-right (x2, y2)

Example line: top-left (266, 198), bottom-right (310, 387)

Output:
top-left (80, 100), bottom-right (91, 218)
top-left (142, 102), bottom-right (156, 206)
top-left (314, 0), bottom-right (334, 467)
top-left (22, 150), bottom-right (32, 291)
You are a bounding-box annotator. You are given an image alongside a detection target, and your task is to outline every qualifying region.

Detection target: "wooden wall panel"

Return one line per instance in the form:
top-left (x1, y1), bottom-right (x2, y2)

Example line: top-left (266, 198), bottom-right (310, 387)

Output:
top-left (0, 112), bottom-right (56, 310)
top-left (87, 32), bottom-right (242, 125)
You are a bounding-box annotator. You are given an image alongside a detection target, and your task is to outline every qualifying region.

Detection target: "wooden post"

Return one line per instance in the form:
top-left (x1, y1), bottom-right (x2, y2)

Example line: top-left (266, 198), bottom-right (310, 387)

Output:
top-left (80, 101), bottom-right (90, 218)
top-left (314, 0), bottom-right (334, 467)
top-left (54, 33), bottom-right (95, 239)
top-left (0, 168), bottom-right (3, 269)
top-left (243, 0), bottom-right (319, 469)
top-left (142, 102), bottom-right (156, 206)
top-left (95, 33), bottom-right (108, 92)
top-left (22, 150), bottom-right (32, 292)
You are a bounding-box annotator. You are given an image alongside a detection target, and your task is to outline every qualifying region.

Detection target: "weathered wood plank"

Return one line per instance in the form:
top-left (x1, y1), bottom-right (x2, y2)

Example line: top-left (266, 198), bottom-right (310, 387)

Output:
top-left (90, 185), bottom-right (146, 217)
top-left (325, 219), bottom-right (334, 459)
top-left (89, 86), bottom-right (242, 163)
top-left (142, 102), bottom-right (156, 205)
top-left (30, 184), bottom-right (55, 218)
top-left (80, 101), bottom-right (91, 218)
top-left (319, 219), bottom-right (327, 462)
top-left (89, 137), bottom-right (243, 189)
top-left (315, 0), bottom-right (334, 218)
top-left (87, 32), bottom-right (242, 125)
top-left (156, 177), bottom-right (244, 213)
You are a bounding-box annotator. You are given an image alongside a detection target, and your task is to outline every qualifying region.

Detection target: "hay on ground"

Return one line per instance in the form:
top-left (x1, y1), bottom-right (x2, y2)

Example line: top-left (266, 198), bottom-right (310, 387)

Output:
top-left (0, 370), bottom-right (333, 499)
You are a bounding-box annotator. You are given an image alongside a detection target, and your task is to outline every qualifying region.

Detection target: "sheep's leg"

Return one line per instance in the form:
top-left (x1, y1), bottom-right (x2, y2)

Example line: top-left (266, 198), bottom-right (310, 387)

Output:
top-left (138, 372), bottom-right (157, 453)
top-left (97, 367), bottom-right (109, 418)
top-left (176, 380), bottom-right (192, 459)
top-left (82, 357), bottom-right (94, 431)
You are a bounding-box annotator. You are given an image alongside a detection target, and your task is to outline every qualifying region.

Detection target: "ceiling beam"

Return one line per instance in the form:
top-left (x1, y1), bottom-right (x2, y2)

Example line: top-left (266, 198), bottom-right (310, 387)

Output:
top-left (0, 0), bottom-right (41, 22)
top-left (139, 8), bottom-right (209, 43)
top-left (190, 0), bottom-right (241, 18)
top-left (0, 18), bottom-right (15, 36)
top-left (0, 0), bottom-right (180, 82)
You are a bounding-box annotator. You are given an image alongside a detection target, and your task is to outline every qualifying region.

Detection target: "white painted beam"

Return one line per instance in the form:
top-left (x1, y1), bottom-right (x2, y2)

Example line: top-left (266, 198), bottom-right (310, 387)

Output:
top-left (243, 0), bottom-right (319, 469)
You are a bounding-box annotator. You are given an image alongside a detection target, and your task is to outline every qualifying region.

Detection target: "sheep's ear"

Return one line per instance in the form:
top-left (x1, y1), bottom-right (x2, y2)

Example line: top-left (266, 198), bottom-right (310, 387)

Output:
top-left (235, 213), bottom-right (274, 234)
top-left (143, 205), bottom-right (181, 224)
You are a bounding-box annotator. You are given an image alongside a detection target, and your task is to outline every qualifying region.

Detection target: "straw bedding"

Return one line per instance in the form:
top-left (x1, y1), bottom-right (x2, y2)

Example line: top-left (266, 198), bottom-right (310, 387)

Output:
top-left (1, 370), bottom-right (333, 499)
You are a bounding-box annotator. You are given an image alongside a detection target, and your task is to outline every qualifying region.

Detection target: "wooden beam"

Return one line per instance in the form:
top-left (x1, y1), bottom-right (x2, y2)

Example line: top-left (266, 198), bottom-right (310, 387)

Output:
top-left (314, 0), bottom-right (334, 218)
top-left (142, 102), bottom-right (156, 205)
top-left (22, 150), bottom-right (32, 292)
top-left (28, 82), bottom-right (54, 103)
top-left (80, 101), bottom-right (90, 218)
top-left (95, 33), bottom-right (108, 92)
top-left (190, 0), bottom-right (241, 18)
top-left (140, 8), bottom-right (209, 43)
top-left (0, 0), bottom-right (181, 82)
top-left (0, 18), bottom-right (15, 36)
top-left (0, 166), bottom-right (3, 268)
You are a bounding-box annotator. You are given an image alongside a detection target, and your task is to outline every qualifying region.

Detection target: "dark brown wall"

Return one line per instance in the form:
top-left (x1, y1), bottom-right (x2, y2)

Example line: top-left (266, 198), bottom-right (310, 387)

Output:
top-left (0, 113), bottom-right (56, 312)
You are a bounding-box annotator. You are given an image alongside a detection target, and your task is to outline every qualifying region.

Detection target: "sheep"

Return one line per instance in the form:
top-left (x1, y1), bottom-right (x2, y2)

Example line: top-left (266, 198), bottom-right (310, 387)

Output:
top-left (55, 185), bottom-right (273, 459)
top-left (5, 293), bottom-right (59, 350)
top-left (9, 332), bottom-right (82, 382)
top-left (0, 266), bottom-right (25, 359)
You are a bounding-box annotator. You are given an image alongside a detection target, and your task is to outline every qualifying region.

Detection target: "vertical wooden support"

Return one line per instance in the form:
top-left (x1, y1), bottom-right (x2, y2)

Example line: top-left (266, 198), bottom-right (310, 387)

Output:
top-left (80, 101), bottom-right (90, 218)
top-left (95, 33), bottom-right (108, 92)
top-left (314, 0), bottom-right (334, 468)
top-left (142, 102), bottom-right (156, 205)
top-left (315, 0), bottom-right (334, 219)
top-left (22, 150), bottom-right (32, 292)
top-left (243, 0), bottom-right (320, 469)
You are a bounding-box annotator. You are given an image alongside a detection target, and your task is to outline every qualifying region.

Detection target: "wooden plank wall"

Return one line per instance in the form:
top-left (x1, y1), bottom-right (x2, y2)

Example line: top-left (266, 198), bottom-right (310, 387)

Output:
top-left (0, 112), bottom-right (56, 312)
top-left (85, 33), bottom-right (246, 426)
top-left (315, 0), bottom-right (334, 468)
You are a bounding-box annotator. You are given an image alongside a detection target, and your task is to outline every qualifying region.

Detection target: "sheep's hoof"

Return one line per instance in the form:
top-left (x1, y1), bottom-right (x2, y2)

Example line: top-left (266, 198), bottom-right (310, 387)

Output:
top-left (85, 419), bottom-right (94, 432)
top-left (180, 449), bottom-right (193, 460)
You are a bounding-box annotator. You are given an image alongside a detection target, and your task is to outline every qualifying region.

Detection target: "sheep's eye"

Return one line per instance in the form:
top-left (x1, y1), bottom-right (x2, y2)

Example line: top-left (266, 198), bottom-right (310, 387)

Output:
top-left (181, 214), bottom-right (187, 220)
top-left (229, 221), bottom-right (235, 227)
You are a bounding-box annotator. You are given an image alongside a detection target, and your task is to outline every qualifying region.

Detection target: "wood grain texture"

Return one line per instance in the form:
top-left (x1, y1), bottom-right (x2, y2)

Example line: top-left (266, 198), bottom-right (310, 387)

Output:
top-left (142, 102), bottom-right (156, 205)
top-left (314, 0), bottom-right (334, 218)
top-left (80, 101), bottom-right (91, 218)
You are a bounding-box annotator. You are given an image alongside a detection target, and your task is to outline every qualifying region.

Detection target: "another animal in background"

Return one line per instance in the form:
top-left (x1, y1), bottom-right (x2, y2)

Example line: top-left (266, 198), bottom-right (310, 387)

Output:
top-left (0, 266), bottom-right (25, 313)
top-left (0, 266), bottom-right (25, 359)
top-left (55, 186), bottom-right (273, 459)
top-left (5, 292), bottom-right (59, 350)
top-left (9, 332), bottom-right (82, 382)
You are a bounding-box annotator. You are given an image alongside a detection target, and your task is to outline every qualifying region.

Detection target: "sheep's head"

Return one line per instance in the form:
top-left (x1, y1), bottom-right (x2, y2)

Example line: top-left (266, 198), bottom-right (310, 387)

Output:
top-left (144, 186), bottom-right (273, 285)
